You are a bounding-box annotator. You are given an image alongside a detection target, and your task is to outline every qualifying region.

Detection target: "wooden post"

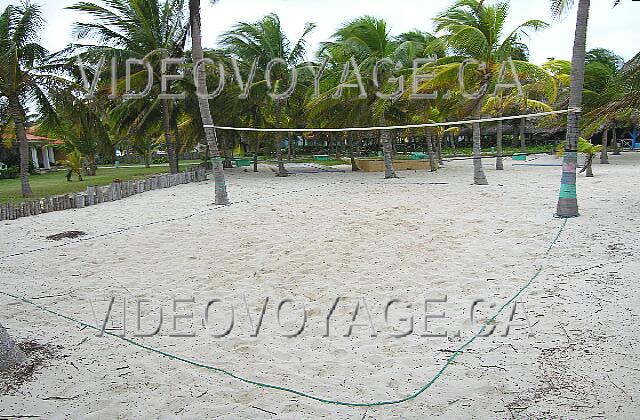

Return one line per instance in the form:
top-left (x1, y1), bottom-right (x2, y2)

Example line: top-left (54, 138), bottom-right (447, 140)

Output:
top-left (87, 186), bottom-right (95, 206)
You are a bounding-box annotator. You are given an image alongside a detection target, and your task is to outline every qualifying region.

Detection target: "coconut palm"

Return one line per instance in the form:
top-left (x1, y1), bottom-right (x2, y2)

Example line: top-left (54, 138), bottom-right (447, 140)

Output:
top-left (581, 50), bottom-right (639, 158)
top-left (432, 0), bottom-right (548, 185)
top-left (484, 63), bottom-right (557, 166)
top-left (315, 16), bottom-right (424, 179)
top-left (220, 14), bottom-right (315, 177)
top-left (550, 0), bottom-right (622, 217)
top-left (41, 89), bottom-right (113, 176)
top-left (0, 323), bottom-right (24, 370)
top-left (189, 0), bottom-right (229, 204)
top-left (63, 148), bottom-right (84, 181)
top-left (0, 1), bottom-right (63, 197)
top-left (68, 0), bottom-right (189, 176)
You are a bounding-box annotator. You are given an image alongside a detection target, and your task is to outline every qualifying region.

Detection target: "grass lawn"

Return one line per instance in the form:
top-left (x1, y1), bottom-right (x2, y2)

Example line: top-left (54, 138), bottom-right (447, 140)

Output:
top-left (0, 162), bottom-right (202, 204)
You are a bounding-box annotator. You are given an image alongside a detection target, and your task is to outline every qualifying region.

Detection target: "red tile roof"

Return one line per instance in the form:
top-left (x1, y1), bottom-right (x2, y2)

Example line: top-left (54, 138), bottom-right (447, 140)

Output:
top-left (26, 133), bottom-right (64, 145)
top-left (1, 128), bottom-right (64, 145)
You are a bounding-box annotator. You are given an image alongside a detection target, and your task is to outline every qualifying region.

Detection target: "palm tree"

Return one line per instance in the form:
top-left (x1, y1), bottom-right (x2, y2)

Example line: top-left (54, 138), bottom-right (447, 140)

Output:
top-left (68, 0), bottom-right (189, 176)
top-left (432, 0), bottom-right (548, 185)
top-left (316, 17), bottom-right (423, 179)
top-left (0, 1), bottom-right (62, 197)
top-left (551, 0), bottom-right (621, 217)
top-left (220, 14), bottom-right (315, 177)
top-left (43, 90), bottom-right (113, 176)
top-left (581, 51), bottom-right (639, 159)
top-left (63, 149), bottom-right (84, 181)
top-left (0, 323), bottom-right (25, 370)
top-left (189, 0), bottom-right (229, 204)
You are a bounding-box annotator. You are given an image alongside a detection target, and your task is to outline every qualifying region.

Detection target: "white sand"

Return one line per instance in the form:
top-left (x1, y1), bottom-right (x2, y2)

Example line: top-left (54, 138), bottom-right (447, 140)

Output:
top-left (1, 153), bottom-right (639, 418)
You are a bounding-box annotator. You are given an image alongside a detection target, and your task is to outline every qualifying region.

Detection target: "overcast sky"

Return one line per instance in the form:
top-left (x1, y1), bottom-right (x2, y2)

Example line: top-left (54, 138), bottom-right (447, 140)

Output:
top-left (2, 0), bottom-right (637, 65)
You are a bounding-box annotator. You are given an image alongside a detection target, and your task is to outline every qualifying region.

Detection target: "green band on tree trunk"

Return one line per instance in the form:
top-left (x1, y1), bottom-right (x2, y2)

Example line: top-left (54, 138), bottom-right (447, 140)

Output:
top-left (559, 184), bottom-right (577, 199)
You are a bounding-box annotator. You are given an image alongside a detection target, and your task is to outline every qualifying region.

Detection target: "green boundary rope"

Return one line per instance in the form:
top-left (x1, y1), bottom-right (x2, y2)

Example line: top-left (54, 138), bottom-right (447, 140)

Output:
top-left (0, 218), bottom-right (568, 408)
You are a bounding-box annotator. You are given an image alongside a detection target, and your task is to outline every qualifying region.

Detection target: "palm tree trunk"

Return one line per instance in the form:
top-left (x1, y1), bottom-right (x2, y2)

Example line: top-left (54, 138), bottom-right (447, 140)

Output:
top-left (512, 121), bottom-right (519, 148)
top-left (189, 0), bottom-right (229, 205)
top-left (144, 150), bottom-right (151, 168)
top-left (612, 127), bottom-right (620, 155)
top-left (253, 135), bottom-right (261, 173)
top-left (171, 117), bottom-right (182, 172)
top-left (380, 115), bottom-right (397, 179)
top-left (519, 118), bottom-right (526, 153)
top-left (86, 153), bottom-right (97, 176)
top-left (175, 122), bottom-right (182, 169)
top-left (496, 120), bottom-right (504, 170)
top-left (425, 130), bottom-right (437, 172)
top-left (252, 107), bottom-right (260, 172)
top-left (436, 135), bottom-right (444, 166)
top-left (347, 133), bottom-right (359, 171)
top-left (274, 102), bottom-right (287, 177)
top-left (9, 94), bottom-right (33, 197)
top-left (557, 0), bottom-right (590, 218)
top-left (585, 155), bottom-right (594, 177)
top-left (600, 129), bottom-right (609, 164)
top-left (275, 141), bottom-right (287, 176)
top-left (0, 323), bottom-right (25, 370)
top-left (162, 101), bottom-right (179, 175)
top-left (287, 132), bottom-right (293, 161)
top-left (292, 134), bottom-right (297, 159)
top-left (223, 134), bottom-right (233, 169)
top-left (472, 99), bottom-right (489, 185)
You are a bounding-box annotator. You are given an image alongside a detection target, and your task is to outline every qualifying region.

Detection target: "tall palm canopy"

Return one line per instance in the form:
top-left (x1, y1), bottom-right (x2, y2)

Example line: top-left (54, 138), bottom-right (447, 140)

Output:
top-left (220, 13), bottom-right (315, 177)
top-left (189, 0), bottom-right (230, 204)
top-left (313, 16), bottom-right (427, 179)
top-left (68, 0), bottom-right (189, 175)
top-left (0, 1), bottom-right (63, 197)
top-left (431, 0), bottom-right (548, 185)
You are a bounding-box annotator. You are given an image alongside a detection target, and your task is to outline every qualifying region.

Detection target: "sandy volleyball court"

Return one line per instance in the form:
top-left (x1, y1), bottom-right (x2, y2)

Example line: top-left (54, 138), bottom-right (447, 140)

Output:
top-left (1, 154), bottom-right (639, 418)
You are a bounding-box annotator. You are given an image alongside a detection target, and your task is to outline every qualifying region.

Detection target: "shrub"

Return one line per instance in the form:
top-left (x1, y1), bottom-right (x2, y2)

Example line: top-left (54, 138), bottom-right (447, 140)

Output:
top-left (0, 165), bottom-right (20, 179)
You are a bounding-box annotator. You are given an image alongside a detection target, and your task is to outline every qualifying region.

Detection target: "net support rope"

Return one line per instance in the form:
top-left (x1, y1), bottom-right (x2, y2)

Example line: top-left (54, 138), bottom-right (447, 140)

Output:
top-left (0, 219), bottom-right (569, 408)
top-left (203, 108), bottom-right (580, 133)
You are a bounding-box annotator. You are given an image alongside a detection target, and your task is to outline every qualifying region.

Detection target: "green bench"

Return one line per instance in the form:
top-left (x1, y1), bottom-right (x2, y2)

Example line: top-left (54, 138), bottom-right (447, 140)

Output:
top-left (234, 158), bottom-right (252, 167)
top-left (512, 153), bottom-right (527, 161)
top-left (314, 155), bottom-right (330, 161)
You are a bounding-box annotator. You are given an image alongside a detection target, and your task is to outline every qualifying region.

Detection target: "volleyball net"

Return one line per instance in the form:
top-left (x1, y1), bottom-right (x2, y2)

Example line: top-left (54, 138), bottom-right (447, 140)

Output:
top-left (203, 108), bottom-right (580, 133)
